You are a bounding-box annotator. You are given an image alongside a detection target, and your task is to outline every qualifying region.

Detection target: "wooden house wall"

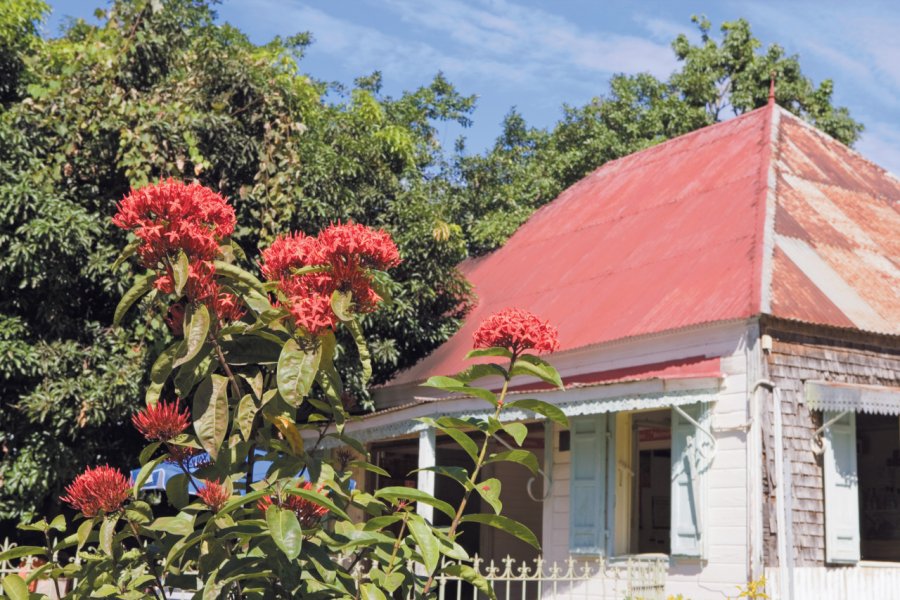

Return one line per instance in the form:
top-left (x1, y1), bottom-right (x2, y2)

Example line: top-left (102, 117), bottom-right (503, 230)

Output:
top-left (760, 318), bottom-right (900, 567)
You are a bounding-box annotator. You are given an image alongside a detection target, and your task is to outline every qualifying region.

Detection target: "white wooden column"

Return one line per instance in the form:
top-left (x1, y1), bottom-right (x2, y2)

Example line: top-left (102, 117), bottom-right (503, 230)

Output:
top-left (417, 427), bottom-right (436, 524)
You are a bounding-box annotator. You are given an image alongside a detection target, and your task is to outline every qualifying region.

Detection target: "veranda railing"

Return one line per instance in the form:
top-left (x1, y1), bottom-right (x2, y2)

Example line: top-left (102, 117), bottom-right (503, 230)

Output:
top-left (1, 537), bottom-right (667, 599)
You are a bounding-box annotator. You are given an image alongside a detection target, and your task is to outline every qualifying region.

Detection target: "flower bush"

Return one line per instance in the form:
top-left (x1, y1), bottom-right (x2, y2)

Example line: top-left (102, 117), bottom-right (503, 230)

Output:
top-left (1, 180), bottom-right (567, 599)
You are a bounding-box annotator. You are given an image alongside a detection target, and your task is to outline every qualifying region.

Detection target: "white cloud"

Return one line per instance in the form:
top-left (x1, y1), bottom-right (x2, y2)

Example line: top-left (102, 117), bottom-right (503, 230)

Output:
top-left (855, 118), bottom-right (900, 177)
top-left (376, 0), bottom-right (678, 80)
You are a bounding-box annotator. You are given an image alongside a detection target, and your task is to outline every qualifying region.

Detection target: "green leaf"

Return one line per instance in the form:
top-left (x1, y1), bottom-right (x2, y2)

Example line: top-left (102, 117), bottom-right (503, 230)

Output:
top-left (502, 422), bottom-right (528, 446)
top-left (113, 271), bottom-right (155, 325)
top-left (485, 449), bottom-right (539, 475)
top-left (219, 489), bottom-right (270, 515)
top-left (49, 513), bottom-right (66, 532)
top-left (474, 478), bottom-right (502, 514)
top-left (125, 500), bottom-right (153, 524)
top-left (166, 473), bottom-right (189, 509)
top-left (349, 460), bottom-right (389, 477)
top-left (145, 343), bottom-right (179, 405)
top-left (213, 260), bottom-right (267, 296)
top-left (2, 574), bottom-right (29, 600)
top-left (146, 512), bottom-right (195, 536)
top-left (236, 394), bottom-right (258, 441)
top-left (418, 418), bottom-right (478, 463)
top-left (193, 374), bottom-right (229, 460)
top-left (277, 338), bottom-right (322, 406)
top-left (442, 564), bottom-right (497, 600)
top-left (412, 465), bottom-right (471, 488)
top-left (220, 336), bottom-right (281, 365)
top-left (422, 376), bottom-right (497, 405)
top-left (455, 363), bottom-right (508, 383)
top-left (99, 516), bottom-right (117, 555)
top-left (460, 513), bottom-right (539, 549)
top-left (132, 455), bottom-right (166, 497)
top-left (173, 303), bottom-right (210, 368)
top-left (465, 347), bottom-right (513, 360)
top-left (76, 518), bottom-right (95, 551)
top-left (173, 343), bottom-right (214, 397)
top-left (139, 441), bottom-right (162, 465)
top-left (362, 515), bottom-right (402, 531)
top-left (0, 546), bottom-right (45, 561)
top-left (266, 506), bottom-right (303, 559)
top-left (347, 318), bottom-right (372, 386)
top-left (505, 398), bottom-right (569, 427)
top-left (330, 289), bottom-right (353, 322)
top-left (111, 238), bottom-right (140, 270)
top-left (173, 250), bottom-right (189, 296)
top-left (407, 514), bottom-right (439, 573)
top-left (374, 487), bottom-right (455, 519)
top-left (510, 354), bottom-right (564, 389)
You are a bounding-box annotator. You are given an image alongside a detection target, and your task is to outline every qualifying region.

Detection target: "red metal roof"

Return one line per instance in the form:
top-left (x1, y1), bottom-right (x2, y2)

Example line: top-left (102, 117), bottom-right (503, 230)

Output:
top-left (388, 103), bottom-right (900, 387)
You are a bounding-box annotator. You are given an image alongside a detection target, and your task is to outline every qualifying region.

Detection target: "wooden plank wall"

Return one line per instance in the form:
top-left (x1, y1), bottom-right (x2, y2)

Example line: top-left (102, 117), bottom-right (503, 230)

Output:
top-left (760, 318), bottom-right (900, 566)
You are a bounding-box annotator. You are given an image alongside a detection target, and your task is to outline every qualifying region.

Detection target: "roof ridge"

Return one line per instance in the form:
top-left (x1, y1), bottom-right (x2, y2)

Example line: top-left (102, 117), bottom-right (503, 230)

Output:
top-left (756, 103), bottom-right (780, 315)
top-left (775, 105), bottom-right (900, 191)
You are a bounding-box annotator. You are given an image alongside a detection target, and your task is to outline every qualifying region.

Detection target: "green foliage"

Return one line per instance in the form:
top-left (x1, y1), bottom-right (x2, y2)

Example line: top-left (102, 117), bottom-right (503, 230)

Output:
top-left (10, 198), bottom-right (565, 598)
top-left (0, 0), bottom-right (471, 524)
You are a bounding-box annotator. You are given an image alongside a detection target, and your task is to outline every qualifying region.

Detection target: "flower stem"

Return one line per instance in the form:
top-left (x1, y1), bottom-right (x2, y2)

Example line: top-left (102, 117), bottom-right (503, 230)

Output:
top-left (127, 519), bottom-right (168, 600)
top-left (42, 530), bottom-right (62, 600)
top-left (384, 510), bottom-right (409, 577)
top-left (422, 359), bottom-right (514, 595)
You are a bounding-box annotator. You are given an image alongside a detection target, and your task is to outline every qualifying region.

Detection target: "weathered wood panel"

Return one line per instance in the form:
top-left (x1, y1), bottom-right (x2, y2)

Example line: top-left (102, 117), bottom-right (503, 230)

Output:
top-left (761, 318), bottom-right (900, 567)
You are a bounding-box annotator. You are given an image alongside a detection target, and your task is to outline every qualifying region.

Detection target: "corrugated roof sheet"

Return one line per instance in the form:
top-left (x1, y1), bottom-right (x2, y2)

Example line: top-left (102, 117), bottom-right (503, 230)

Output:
top-left (388, 103), bottom-right (900, 387)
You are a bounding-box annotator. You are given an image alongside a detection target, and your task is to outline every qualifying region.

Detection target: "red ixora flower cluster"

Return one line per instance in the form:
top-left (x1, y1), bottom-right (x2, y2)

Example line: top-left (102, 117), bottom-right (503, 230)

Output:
top-left (472, 308), bottom-right (560, 356)
top-left (132, 399), bottom-right (191, 442)
top-left (60, 465), bottom-right (131, 517)
top-left (257, 481), bottom-right (329, 528)
top-left (259, 223), bottom-right (400, 336)
top-left (112, 180), bottom-right (244, 325)
top-left (198, 479), bottom-right (230, 512)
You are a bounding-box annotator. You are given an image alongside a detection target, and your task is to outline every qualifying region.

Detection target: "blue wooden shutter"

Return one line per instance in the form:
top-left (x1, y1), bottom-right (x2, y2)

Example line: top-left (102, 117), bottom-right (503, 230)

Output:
top-left (823, 411), bottom-right (860, 564)
top-left (570, 414), bottom-right (607, 555)
top-left (671, 404), bottom-right (707, 557)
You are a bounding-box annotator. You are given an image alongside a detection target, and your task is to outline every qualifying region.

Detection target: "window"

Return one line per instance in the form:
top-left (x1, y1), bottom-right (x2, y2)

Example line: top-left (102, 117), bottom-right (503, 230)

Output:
top-left (569, 404), bottom-right (710, 558)
top-left (822, 410), bottom-right (900, 564)
top-left (857, 413), bottom-right (900, 562)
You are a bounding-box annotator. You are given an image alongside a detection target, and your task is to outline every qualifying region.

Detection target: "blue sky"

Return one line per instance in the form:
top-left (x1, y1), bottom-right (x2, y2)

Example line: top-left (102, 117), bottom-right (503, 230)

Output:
top-left (45, 0), bottom-right (900, 174)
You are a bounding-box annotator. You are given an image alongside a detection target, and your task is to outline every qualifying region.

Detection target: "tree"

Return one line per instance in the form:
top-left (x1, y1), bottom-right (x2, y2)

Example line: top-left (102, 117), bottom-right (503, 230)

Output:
top-left (450, 16), bottom-right (863, 254)
top-left (0, 180), bottom-right (567, 598)
top-left (0, 0), bottom-right (473, 526)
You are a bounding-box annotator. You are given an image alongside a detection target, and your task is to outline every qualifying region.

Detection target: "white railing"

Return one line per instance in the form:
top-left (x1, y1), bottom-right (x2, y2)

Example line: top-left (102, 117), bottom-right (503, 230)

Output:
top-left (765, 565), bottom-right (900, 600)
top-left (1, 536), bottom-right (667, 599)
top-left (427, 554), bottom-right (668, 600)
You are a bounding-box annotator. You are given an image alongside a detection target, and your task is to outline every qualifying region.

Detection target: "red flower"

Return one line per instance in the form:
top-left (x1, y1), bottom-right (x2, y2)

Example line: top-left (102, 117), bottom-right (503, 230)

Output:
top-left (198, 479), bottom-right (229, 512)
top-left (259, 232), bottom-right (322, 283)
top-left (112, 179), bottom-right (235, 267)
top-left (61, 465), bottom-right (131, 517)
top-left (257, 481), bottom-right (329, 528)
top-left (259, 224), bottom-right (400, 336)
top-left (286, 293), bottom-right (337, 337)
top-left (317, 222), bottom-right (400, 272)
top-left (167, 445), bottom-right (203, 465)
top-left (472, 308), bottom-right (560, 356)
top-left (132, 399), bottom-right (190, 442)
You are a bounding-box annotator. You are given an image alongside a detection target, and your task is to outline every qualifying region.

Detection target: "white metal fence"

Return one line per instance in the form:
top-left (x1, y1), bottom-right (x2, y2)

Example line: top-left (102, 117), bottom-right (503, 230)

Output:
top-left (766, 565), bottom-right (900, 600)
top-left (1, 536), bottom-right (667, 599)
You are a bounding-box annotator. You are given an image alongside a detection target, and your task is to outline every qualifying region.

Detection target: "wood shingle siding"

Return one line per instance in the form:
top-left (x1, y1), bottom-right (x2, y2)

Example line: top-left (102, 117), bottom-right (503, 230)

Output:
top-left (760, 318), bottom-right (900, 567)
